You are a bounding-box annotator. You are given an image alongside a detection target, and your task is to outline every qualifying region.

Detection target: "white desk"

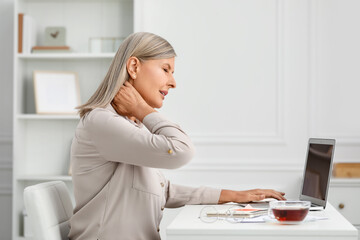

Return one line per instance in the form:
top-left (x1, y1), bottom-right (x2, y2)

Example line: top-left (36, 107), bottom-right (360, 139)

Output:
top-left (166, 203), bottom-right (358, 240)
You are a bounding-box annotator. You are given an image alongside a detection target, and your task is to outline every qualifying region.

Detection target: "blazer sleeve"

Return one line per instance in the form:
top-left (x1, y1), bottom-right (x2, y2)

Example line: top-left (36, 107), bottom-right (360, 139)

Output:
top-left (87, 108), bottom-right (195, 169)
top-left (164, 179), bottom-right (222, 208)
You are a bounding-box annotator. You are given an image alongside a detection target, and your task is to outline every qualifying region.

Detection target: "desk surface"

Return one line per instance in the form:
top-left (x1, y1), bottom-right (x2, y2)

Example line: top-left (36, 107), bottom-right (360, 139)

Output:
top-left (166, 203), bottom-right (358, 240)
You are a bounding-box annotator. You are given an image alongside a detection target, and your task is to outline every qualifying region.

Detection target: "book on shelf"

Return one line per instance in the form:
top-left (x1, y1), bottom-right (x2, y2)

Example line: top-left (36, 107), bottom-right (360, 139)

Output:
top-left (32, 46), bottom-right (71, 53)
top-left (18, 13), bottom-right (24, 53)
top-left (21, 14), bottom-right (37, 54)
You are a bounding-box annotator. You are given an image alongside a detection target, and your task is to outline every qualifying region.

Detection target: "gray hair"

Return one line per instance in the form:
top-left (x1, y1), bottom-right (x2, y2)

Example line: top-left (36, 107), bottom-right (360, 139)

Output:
top-left (77, 32), bottom-right (177, 118)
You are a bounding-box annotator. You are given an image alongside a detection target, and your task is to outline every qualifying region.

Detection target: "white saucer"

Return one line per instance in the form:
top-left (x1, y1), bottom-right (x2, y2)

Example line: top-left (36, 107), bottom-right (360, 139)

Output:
top-left (263, 216), bottom-right (313, 225)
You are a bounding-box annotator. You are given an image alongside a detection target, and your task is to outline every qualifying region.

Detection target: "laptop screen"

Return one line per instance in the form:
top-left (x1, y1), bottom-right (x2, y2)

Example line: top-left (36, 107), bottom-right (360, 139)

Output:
top-left (301, 143), bottom-right (334, 201)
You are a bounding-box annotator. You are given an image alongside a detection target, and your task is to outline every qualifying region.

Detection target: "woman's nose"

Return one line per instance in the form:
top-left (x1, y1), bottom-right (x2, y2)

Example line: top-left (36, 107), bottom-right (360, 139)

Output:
top-left (168, 75), bottom-right (176, 88)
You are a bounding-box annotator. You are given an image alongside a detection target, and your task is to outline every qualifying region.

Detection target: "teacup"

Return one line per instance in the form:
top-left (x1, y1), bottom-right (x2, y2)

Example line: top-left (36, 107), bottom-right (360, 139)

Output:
top-left (268, 201), bottom-right (310, 222)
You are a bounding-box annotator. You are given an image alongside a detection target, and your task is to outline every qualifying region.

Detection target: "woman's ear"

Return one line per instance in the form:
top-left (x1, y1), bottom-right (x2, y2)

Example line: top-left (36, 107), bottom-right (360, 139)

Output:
top-left (126, 56), bottom-right (140, 80)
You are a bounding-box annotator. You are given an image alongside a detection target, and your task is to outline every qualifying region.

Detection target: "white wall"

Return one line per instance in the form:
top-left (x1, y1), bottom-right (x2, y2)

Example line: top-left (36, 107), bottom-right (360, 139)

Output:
top-left (1, 0), bottom-right (360, 239)
top-left (132, 0), bottom-right (360, 238)
top-left (134, 0), bottom-right (360, 180)
top-left (0, 0), bottom-right (14, 239)
top-left (136, 0), bottom-right (360, 168)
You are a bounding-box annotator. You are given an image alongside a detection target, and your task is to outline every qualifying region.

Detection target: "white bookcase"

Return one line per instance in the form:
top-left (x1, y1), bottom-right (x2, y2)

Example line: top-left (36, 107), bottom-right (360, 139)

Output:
top-left (12, 0), bottom-right (134, 239)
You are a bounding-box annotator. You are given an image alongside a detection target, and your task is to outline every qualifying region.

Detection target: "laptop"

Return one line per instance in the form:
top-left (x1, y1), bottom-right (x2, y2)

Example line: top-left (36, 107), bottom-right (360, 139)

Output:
top-left (299, 138), bottom-right (335, 210)
top-left (242, 138), bottom-right (336, 211)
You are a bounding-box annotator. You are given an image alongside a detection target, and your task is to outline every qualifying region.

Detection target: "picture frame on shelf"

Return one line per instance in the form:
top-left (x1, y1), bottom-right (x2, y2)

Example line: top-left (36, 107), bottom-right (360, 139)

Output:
top-left (33, 71), bottom-right (81, 114)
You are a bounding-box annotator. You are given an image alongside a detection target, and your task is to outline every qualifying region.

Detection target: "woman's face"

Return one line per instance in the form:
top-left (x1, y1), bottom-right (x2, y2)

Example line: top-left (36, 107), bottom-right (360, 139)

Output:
top-left (132, 57), bottom-right (176, 109)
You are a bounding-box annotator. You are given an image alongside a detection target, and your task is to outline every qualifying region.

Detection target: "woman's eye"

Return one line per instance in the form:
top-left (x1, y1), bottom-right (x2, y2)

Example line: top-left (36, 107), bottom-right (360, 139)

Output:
top-left (163, 68), bottom-right (168, 73)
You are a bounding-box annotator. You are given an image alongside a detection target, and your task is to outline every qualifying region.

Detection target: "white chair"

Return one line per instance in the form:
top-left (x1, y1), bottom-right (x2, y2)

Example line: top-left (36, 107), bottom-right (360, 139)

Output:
top-left (24, 181), bottom-right (73, 240)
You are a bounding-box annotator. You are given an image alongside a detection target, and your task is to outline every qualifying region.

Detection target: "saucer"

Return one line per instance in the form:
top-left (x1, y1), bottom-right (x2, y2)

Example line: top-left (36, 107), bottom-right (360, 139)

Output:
top-left (263, 216), bottom-right (311, 225)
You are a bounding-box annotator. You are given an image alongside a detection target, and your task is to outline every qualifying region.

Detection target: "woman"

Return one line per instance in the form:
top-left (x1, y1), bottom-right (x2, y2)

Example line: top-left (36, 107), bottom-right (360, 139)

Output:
top-left (68, 32), bottom-right (285, 240)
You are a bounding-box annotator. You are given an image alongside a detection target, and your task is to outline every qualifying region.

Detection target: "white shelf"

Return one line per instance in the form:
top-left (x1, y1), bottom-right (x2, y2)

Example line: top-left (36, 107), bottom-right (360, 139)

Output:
top-left (330, 178), bottom-right (360, 187)
top-left (16, 114), bottom-right (80, 120)
top-left (17, 53), bottom-right (115, 59)
top-left (17, 235), bottom-right (33, 240)
top-left (16, 237), bottom-right (27, 240)
top-left (13, 0), bottom-right (134, 239)
top-left (17, 175), bottom-right (72, 181)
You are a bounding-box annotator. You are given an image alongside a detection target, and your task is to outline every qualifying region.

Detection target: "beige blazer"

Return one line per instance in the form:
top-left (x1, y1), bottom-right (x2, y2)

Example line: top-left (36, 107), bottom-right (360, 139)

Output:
top-left (68, 105), bottom-right (221, 240)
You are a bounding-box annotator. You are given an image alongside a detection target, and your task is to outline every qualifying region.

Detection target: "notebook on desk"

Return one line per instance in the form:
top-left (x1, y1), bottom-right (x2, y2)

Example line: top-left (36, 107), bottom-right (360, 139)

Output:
top-left (245, 138), bottom-right (336, 211)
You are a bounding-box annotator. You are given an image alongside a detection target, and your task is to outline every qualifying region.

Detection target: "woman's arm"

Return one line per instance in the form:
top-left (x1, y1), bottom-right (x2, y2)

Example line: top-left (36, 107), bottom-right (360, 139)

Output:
top-left (85, 81), bottom-right (195, 169)
top-left (163, 176), bottom-right (285, 208)
top-left (218, 189), bottom-right (286, 204)
top-left (87, 109), bottom-right (195, 169)
top-left (164, 180), bottom-right (222, 208)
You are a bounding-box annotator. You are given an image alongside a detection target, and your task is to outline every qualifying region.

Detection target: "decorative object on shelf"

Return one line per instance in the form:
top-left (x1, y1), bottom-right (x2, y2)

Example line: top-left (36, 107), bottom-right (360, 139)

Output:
top-left (31, 26), bottom-right (70, 53)
top-left (33, 71), bottom-right (81, 114)
top-left (19, 13), bottom-right (37, 54)
top-left (32, 45), bottom-right (71, 53)
top-left (89, 37), bottom-right (125, 53)
top-left (44, 26), bottom-right (66, 46)
top-left (333, 163), bottom-right (360, 178)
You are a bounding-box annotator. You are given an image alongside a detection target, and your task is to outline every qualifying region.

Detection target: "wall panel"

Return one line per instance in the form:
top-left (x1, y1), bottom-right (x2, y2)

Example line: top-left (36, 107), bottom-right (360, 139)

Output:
top-left (309, 0), bottom-right (360, 157)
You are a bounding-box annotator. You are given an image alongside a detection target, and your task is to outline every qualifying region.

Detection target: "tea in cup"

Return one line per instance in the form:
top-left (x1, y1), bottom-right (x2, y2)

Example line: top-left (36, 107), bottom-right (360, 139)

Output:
top-left (269, 201), bottom-right (310, 223)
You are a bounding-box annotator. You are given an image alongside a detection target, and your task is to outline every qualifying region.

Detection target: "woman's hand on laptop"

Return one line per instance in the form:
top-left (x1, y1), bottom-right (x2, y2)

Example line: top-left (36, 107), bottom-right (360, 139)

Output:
top-left (218, 189), bottom-right (286, 204)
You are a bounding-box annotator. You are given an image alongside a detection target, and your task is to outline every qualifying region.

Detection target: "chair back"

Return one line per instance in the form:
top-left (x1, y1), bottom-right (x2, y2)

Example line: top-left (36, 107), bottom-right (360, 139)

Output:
top-left (24, 181), bottom-right (73, 240)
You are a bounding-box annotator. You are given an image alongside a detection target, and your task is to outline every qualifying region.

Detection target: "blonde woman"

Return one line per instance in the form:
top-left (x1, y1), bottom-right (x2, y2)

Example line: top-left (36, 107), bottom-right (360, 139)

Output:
top-left (68, 32), bottom-right (285, 240)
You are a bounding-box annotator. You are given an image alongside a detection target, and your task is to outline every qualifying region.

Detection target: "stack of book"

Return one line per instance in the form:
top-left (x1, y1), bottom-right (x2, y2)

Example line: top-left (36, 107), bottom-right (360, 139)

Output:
top-left (31, 46), bottom-right (71, 53)
top-left (18, 13), bottom-right (36, 54)
top-left (18, 13), bottom-right (71, 54)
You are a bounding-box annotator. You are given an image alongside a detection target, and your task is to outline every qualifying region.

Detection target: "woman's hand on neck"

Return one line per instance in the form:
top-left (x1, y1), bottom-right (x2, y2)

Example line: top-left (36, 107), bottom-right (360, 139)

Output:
top-left (111, 81), bottom-right (156, 122)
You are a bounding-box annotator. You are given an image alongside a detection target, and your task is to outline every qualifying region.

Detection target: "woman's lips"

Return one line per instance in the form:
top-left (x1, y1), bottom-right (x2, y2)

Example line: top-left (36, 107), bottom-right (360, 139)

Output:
top-left (159, 90), bottom-right (168, 97)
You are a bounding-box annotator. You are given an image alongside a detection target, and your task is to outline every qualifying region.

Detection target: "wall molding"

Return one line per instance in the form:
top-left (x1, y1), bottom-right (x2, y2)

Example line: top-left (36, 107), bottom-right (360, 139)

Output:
top-left (330, 179), bottom-right (360, 187)
top-left (308, 0), bottom-right (360, 145)
top-left (176, 161), bottom-right (304, 172)
top-left (173, 157), bottom-right (359, 172)
top-left (133, 0), bottom-right (144, 32)
top-left (136, 0), bottom-right (285, 145)
top-left (191, 0), bottom-right (285, 144)
top-left (308, 0), bottom-right (317, 139)
top-left (190, 135), bottom-right (286, 145)
top-left (335, 138), bottom-right (360, 146)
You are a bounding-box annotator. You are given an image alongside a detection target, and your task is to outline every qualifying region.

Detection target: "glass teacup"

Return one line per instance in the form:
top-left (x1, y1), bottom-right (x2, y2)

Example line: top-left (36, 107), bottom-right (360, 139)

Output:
top-left (268, 201), bottom-right (310, 223)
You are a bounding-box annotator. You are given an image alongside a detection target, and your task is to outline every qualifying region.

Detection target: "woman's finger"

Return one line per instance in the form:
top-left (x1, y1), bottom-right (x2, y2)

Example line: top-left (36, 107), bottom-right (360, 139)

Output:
top-left (256, 190), bottom-right (286, 200)
top-left (254, 194), bottom-right (265, 201)
top-left (267, 191), bottom-right (286, 200)
top-left (273, 191), bottom-right (286, 200)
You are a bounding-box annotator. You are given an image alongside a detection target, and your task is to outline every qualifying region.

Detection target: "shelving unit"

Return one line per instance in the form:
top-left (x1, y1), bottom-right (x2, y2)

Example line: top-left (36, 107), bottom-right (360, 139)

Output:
top-left (18, 53), bottom-right (115, 59)
top-left (17, 175), bottom-right (72, 182)
top-left (17, 114), bottom-right (80, 120)
top-left (12, 0), bottom-right (134, 239)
